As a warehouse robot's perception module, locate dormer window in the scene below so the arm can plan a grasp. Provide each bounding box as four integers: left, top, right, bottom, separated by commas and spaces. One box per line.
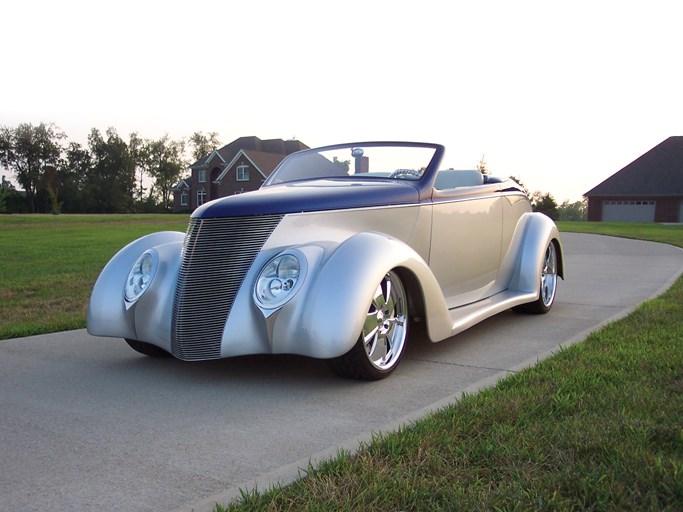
236, 164, 249, 182
198, 170, 207, 183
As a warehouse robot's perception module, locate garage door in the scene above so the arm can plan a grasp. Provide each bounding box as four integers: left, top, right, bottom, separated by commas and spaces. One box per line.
602, 200, 655, 222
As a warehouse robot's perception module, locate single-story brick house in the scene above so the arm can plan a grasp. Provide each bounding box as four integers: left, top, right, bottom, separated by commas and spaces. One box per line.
585, 136, 683, 222
173, 136, 308, 212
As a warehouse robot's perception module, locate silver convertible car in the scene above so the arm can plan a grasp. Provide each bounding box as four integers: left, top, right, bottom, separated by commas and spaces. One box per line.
88, 142, 563, 380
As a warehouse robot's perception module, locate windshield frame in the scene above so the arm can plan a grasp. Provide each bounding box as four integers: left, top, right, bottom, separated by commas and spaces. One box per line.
263, 141, 445, 198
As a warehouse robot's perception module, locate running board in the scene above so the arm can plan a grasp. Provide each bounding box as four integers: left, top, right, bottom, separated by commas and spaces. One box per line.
448, 290, 538, 337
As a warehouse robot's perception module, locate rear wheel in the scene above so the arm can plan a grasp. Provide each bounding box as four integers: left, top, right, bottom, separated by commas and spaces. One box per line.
124, 338, 172, 357
327, 270, 408, 380
514, 240, 558, 314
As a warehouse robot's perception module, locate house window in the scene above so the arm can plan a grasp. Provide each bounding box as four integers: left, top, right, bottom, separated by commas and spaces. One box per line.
198, 170, 207, 183
236, 164, 249, 181
197, 189, 206, 206
180, 191, 188, 206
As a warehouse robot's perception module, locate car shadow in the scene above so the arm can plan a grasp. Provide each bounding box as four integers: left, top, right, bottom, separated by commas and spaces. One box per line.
99, 309, 525, 389
105, 348, 369, 390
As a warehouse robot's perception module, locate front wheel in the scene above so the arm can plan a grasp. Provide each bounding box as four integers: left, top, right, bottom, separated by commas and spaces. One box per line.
514, 240, 558, 314
327, 270, 409, 380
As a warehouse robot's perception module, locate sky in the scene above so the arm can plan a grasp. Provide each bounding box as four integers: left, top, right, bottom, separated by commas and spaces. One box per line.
2, 0, 682, 203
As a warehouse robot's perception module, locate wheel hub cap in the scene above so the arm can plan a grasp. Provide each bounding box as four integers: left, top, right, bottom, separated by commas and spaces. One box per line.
362, 271, 408, 371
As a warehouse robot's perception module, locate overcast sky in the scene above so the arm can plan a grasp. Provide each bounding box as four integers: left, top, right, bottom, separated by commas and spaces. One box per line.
3, 0, 682, 202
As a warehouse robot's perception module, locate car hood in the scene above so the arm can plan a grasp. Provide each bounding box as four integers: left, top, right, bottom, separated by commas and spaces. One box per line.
193, 179, 420, 218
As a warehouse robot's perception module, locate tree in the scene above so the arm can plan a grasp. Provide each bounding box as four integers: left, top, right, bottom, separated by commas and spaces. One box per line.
509, 175, 530, 197
0, 175, 14, 213
0, 175, 28, 213
129, 132, 147, 206
558, 199, 587, 221
188, 131, 221, 162
531, 191, 559, 220
43, 165, 62, 214
143, 135, 186, 210
0, 122, 64, 213
86, 127, 136, 213
60, 142, 92, 213
475, 155, 489, 175
332, 156, 350, 173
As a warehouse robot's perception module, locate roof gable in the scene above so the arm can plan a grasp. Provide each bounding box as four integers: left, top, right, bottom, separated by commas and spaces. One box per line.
215, 150, 260, 182
205, 150, 226, 166
214, 149, 288, 182
173, 179, 190, 190
585, 136, 683, 196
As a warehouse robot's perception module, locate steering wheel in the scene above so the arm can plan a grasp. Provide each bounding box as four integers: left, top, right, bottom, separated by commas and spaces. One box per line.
389, 168, 422, 180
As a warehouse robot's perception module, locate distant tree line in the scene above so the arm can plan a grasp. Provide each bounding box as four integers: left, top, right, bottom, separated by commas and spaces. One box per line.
481, 156, 586, 222
1, 131, 588, 220
513, 174, 586, 221
0, 122, 220, 214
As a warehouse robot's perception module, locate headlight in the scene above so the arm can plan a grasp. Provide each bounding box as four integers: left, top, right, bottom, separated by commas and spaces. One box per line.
254, 253, 304, 309
124, 250, 158, 303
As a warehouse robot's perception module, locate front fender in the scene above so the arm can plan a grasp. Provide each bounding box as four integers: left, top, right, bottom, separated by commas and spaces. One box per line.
87, 231, 185, 339
270, 232, 452, 358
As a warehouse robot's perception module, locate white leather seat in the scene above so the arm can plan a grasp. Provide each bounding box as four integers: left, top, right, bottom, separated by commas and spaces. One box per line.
434, 170, 484, 190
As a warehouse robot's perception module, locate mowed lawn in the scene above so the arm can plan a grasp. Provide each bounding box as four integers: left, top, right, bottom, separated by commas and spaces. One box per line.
558, 220, 683, 247
217, 222, 683, 511
0, 214, 189, 340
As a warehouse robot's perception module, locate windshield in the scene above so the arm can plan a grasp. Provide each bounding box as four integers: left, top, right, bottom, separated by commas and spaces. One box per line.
263, 143, 440, 187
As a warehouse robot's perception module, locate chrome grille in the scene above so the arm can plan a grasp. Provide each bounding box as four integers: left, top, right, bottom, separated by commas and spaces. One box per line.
171, 215, 282, 360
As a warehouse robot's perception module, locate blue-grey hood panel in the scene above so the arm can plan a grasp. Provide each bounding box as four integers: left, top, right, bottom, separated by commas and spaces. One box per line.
193, 179, 420, 218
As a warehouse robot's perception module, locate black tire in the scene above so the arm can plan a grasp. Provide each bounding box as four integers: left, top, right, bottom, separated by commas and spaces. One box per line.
327, 270, 408, 380
124, 338, 172, 357
514, 240, 558, 314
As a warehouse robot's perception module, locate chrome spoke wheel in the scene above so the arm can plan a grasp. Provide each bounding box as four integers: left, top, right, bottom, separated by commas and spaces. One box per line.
327, 269, 409, 380
513, 239, 560, 315
540, 242, 558, 308
362, 271, 407, 371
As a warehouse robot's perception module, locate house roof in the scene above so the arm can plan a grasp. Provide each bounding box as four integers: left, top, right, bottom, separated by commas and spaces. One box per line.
173, 179, 190, 191
191, 136, 308, 170
243, 149, 290, 176
214, 149, 287, 182
204, 150, 226, 167
175, 136, 309, 190
585, 136, 683, 197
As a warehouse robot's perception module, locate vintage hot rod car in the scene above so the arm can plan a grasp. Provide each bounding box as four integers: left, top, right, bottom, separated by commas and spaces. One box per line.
87, 142, 563, 380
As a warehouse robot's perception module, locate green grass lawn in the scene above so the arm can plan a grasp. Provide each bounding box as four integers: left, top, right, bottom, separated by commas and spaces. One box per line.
224, 309, 682, 510
1, 216, 681, 510
557, 221, 683, 247
220, 283, 683, 511
0, 214, 189, 339
218, 221, 683, 511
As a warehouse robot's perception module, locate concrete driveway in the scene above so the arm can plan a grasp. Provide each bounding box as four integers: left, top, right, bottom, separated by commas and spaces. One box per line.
1, 233, 682, 512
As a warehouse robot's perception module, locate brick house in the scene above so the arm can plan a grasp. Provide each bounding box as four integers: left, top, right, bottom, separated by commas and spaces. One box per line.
173, 136, 308, 212
585, 136, 683, 222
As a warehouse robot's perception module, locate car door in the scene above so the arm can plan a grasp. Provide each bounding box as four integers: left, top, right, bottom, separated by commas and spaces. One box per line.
429, 175, 503, 309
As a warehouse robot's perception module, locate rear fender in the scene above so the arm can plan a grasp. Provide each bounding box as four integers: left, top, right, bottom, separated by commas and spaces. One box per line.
508, 213, 564, 295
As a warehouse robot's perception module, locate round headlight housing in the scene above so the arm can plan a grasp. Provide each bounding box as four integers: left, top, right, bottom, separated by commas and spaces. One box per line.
255, 253, 304, 309
124, 250, 158, 303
